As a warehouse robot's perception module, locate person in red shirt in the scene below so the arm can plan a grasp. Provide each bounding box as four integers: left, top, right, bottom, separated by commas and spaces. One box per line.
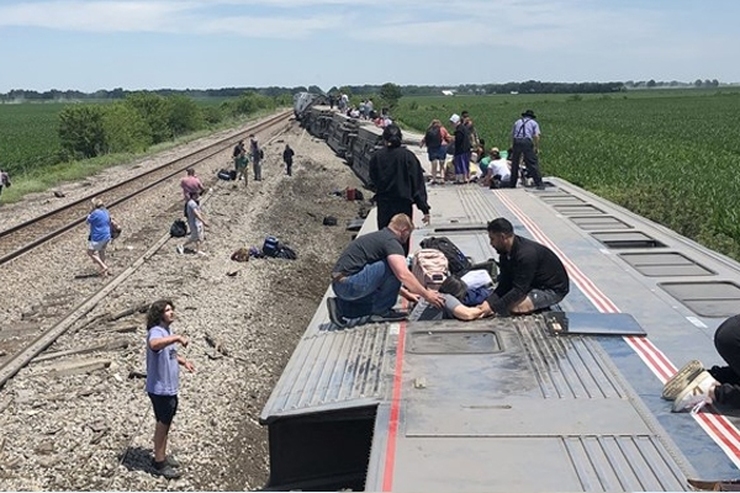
180, 168, 204, 202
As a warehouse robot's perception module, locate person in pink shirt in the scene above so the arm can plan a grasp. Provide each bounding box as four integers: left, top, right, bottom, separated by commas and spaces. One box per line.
180, 168, 204, 202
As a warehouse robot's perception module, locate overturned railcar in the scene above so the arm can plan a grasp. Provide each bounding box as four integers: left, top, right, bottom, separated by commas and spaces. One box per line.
261, 110, 740, 492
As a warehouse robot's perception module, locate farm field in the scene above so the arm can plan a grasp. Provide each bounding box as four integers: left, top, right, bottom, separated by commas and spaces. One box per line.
0, 102, 65, 176
394, 89, 740, 261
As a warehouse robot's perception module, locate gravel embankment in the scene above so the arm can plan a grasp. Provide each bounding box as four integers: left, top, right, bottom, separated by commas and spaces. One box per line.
0, 120, 366, 490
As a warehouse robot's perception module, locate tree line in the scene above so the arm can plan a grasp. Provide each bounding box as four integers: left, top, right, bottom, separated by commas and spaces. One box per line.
57, 91, 289, 160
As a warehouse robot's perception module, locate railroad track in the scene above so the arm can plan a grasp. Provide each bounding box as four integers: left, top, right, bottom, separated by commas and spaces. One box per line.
0, 110, 292, 389
0, 109, 292, 267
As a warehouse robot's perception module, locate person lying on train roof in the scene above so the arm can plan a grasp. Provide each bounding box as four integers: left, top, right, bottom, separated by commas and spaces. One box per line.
326, 213, 445, 327
477, 217, 570, 317
663, 314, 740, 413
410, 275, 489, 321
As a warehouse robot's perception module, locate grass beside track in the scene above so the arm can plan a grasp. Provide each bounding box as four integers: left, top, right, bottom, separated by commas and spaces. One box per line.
394, 89, 740, 261
0, 105, 276, 204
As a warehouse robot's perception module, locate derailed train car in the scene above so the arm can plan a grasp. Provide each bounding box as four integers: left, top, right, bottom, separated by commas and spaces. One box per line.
261, 108, 740, 492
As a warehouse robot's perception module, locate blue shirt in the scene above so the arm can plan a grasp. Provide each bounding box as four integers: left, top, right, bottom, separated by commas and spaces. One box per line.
512, 117, 541, 141
146, 325, 180, 396
87, 208, 111, 242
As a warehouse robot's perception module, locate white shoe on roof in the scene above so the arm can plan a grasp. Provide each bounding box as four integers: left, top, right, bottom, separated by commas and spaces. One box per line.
672, 370, 718, 413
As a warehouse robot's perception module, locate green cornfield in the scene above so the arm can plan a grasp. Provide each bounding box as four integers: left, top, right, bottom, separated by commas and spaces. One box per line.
0, 103, 64, 175
394, 90, 740, 261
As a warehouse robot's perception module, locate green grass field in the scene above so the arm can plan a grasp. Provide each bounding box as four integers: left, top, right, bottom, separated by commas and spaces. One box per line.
394, 89, 740, 260
0, 102, 64, 176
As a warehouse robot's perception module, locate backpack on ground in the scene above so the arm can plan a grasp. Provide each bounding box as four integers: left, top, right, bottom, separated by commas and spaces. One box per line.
262, 235, 280, 257
170, 219, 188, 237
419, 236, 472, 276
412, 248, 449, 289
217, 169, 233, 181
276, 244, 298, 260
425, 126, 442, 149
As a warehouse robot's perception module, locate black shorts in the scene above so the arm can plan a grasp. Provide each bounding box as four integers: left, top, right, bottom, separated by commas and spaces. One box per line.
149, 393, 178, 425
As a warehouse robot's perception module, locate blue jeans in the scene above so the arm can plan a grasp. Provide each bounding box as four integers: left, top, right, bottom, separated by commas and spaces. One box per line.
332, 260, 401, 318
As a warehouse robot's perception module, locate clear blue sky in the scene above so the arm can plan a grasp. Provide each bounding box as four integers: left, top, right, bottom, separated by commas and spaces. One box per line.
0, 0, 738, 93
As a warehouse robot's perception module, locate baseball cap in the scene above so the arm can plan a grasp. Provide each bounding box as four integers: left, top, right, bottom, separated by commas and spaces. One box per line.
449, 113, 461, 124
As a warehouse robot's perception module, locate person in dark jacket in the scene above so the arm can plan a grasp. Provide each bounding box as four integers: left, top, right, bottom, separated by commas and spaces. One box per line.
478, 217, 569, 316
282, 144, 295, 176
368, 123, 431, 236
450, 113, 472, 184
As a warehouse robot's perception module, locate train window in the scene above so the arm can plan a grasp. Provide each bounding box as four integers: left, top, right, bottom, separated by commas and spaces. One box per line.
660, 281, 740, 318
621, 252, 716, 277
591, 231, 666, 249
570, 215, 633, 231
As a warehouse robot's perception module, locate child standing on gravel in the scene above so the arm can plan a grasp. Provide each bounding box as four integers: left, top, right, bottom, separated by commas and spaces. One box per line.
145, 299, 195, 479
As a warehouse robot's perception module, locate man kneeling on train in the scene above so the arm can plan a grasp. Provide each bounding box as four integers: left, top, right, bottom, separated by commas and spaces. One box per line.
326, 213, 445, 327
477, 217, 570, 317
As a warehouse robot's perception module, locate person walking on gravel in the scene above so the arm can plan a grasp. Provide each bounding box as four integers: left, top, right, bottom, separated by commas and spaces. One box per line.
145, 299, 195, 479
282, 144, 295, 176
86, 197, 112, 276
177, 191, 208, 255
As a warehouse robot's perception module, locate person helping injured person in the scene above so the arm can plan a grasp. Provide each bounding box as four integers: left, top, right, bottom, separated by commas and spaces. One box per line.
326, 213, 445, 327
477, 217, 569, 317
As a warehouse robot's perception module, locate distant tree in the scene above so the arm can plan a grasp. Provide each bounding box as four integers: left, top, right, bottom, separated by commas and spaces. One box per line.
647, 79, 657, 88
125, 92, 172, 143
712, 79, 720, 87
379, 82, 403, 109
102, 102, 152, 153
308, 85, 323, 94
58, 105, 106, 159
695, 79, 703, 87
338, 86, 353, 96
166, 95, 204, 137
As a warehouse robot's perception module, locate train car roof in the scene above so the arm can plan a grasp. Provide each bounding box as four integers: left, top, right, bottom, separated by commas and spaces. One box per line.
262, 113, 740, 491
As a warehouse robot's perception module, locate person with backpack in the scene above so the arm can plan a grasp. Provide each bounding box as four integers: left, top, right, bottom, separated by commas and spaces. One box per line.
420, 119, 452, 185
368, 124, 431, 252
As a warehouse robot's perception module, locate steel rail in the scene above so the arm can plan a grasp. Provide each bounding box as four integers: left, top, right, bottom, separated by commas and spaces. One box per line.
0, 109, 292, 266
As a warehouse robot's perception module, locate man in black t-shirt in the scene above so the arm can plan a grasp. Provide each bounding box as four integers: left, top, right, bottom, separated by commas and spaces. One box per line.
478, 217, 569, 316
326, 214, 444, 327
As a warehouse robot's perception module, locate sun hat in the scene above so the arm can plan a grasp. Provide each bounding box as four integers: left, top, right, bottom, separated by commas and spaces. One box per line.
521, 109, 536, 118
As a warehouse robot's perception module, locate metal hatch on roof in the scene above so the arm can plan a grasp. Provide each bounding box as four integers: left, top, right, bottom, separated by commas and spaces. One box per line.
571, 215, 633, 231
432, 223, 488, 233
660, 281, 740, 317
621, 252, 716, 277
553, 204, 605, 215
592, 231, 667, 249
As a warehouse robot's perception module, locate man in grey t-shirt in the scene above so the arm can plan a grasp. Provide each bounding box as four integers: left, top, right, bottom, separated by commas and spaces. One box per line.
177, 191, 209, 256
326, 213, 444, 327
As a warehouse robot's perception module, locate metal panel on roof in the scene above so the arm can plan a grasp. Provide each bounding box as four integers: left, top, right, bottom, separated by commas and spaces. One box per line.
260, 324, 390, 422
369, 316, 689, 492
571, 215, 633, 231
660, 281, 740, 317
620, 252, 715, 277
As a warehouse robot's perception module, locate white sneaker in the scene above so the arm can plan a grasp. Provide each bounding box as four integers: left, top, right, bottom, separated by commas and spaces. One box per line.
663, 360, 704, 400
672, 371, 718, 413
196, 250, 208, 257
176, 245, 184, 254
